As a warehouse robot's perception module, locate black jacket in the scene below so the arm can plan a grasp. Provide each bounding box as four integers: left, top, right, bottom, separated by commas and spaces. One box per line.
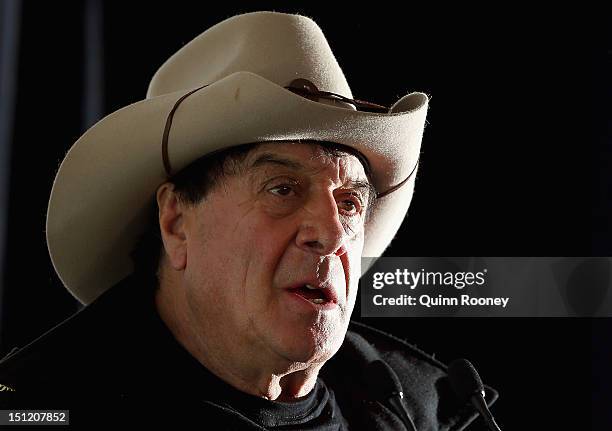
0, 274, 498, 429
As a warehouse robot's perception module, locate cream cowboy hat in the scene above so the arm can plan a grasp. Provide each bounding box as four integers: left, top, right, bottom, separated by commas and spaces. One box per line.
46, 11, 429, 305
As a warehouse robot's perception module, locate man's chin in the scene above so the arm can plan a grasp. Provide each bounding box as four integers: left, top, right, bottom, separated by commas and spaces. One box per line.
280, 349, 333, 368
276, 331, 344, 365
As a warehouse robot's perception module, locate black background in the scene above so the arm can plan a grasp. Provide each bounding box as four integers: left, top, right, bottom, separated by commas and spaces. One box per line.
1, 2, 610, 429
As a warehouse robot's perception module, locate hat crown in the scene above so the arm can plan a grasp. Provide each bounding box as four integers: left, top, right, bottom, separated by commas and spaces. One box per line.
147, 11, 353, 99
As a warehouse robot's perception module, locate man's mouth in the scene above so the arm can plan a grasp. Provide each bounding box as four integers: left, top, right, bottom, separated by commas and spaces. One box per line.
286, 283, 338, 305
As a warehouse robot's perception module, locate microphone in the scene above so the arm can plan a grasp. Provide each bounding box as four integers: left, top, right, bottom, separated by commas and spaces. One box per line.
366, 360, 418, 431
447, 358, 501, 431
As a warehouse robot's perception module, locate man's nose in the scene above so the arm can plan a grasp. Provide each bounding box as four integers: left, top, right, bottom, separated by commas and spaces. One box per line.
296, 193, 348, 257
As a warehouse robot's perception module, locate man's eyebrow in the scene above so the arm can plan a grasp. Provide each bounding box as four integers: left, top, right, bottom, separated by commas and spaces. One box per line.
249, 152, 376, 199
345, 179, 377, 201
249, 153, 305, 171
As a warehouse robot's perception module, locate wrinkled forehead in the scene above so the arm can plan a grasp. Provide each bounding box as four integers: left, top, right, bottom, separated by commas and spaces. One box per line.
245, 141, 371, 183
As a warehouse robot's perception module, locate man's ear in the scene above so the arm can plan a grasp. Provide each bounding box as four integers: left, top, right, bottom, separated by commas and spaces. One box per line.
156, 183, 188, 271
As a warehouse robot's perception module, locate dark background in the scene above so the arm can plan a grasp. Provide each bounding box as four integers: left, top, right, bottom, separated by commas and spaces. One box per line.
0, 2, 610, 429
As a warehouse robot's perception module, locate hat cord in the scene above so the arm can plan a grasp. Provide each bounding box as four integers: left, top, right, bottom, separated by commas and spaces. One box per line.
162, 84, 209, 177
161, 84, 420, 198
375, 157, 420, 199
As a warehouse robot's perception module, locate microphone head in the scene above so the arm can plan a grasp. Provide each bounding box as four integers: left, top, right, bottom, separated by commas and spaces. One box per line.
447, 358, 485, 403
366, 359, 403, 398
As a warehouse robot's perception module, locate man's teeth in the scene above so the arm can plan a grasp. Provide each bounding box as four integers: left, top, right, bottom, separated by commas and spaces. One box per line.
302, 284, 327, 304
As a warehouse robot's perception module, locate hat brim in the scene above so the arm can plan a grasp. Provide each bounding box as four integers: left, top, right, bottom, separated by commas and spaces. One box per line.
46, 71, 428, 304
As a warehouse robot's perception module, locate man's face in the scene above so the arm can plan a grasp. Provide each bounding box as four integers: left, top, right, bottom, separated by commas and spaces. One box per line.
172, 142, 373, 367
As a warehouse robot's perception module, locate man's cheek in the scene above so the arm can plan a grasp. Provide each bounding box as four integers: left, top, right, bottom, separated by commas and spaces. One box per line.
348, 234, 365, 267
252, 221, 294, 259
242, 235, 282, 290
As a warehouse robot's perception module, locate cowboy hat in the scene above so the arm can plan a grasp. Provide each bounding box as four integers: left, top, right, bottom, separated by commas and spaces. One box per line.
46, 11, 429, 305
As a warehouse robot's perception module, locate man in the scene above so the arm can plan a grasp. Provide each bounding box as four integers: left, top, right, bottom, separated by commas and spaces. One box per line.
0, 11, 497, 429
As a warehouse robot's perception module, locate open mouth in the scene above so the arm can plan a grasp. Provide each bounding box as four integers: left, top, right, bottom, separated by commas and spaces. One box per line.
289, 284, 333, 305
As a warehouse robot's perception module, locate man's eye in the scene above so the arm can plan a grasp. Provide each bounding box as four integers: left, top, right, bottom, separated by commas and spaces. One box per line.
339, 196, 362, 215
268, 185, 295, 196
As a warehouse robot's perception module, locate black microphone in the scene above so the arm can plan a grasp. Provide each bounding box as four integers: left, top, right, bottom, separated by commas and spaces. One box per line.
447, 358, 502, 431
366, 360, 418, 431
